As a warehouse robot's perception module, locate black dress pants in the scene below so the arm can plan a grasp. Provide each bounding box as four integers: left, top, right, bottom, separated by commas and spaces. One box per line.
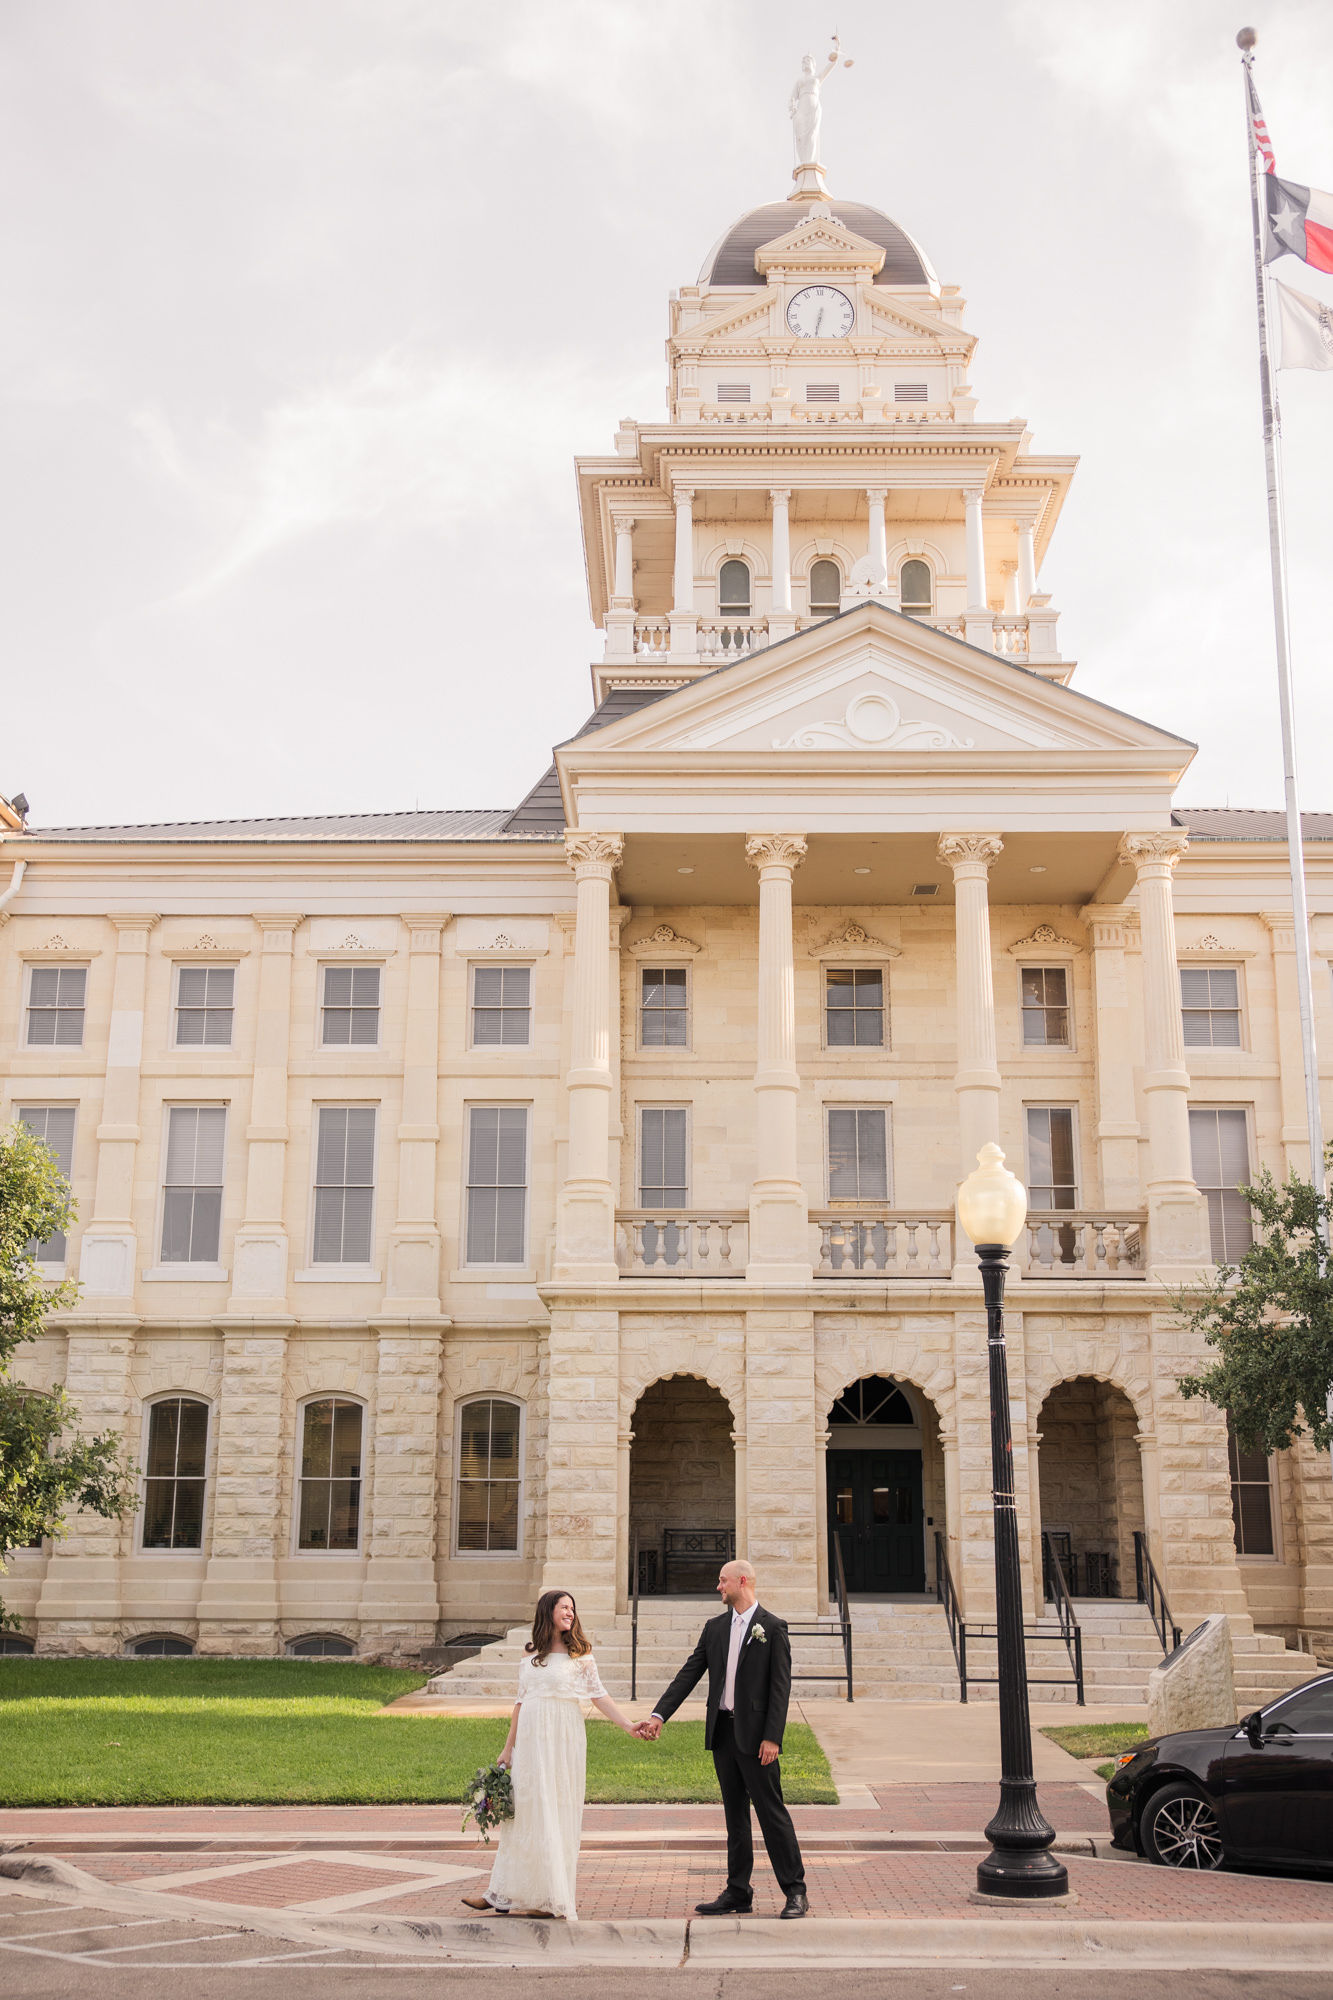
711, 1710, 806, 1899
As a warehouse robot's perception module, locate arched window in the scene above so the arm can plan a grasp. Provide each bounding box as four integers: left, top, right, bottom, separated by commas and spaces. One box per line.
718, 559, 751, 617
899, 559, 932, 615
0, 1634, 35, 1655
289, 1633, 356, 1657
808, 559, 842, 618
456, 1398, 523, 1555
130, 1635, 194, 1656
829, 1376, 916, 1427
142, 1396, 209, 1550
298, 1397, 364, 1552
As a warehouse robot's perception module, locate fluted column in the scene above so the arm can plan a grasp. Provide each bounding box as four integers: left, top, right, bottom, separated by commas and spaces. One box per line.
744, 833, 810, 1281
386, 913, 450, 1310
554, 831, 624, 1282
229, 913, 303, 1311
669, 485, 697, 661
1081, 910, 1142, 1208
938, 830, 1003, 1171
1119, 832, 1212, 1278
1015, 518, 1037, 609
79, 912, 158, 1302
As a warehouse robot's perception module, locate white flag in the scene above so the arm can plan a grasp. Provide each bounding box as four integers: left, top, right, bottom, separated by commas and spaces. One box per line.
1275, 278, 1333, 371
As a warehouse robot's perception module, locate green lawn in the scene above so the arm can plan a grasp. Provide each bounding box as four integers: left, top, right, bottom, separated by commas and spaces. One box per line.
1041, 1719, 1150, 1781
0, 1661, 836, 1806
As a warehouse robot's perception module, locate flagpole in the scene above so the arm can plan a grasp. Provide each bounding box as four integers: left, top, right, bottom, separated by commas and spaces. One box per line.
1237, 30, 1326, 1200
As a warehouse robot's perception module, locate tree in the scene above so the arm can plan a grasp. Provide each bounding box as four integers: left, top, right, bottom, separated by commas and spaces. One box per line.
0, 1122, 137, 1628
1176, 1168, 1333, 1457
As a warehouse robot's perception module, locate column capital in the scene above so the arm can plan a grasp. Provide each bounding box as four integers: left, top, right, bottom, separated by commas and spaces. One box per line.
1012, 516, 1037, 536
962, 484, 985, 505
937, 832, 1003, 876
400, 913, 452, 952
745, 833, 808, 872
672, 485, 695, 506
1260, 909, 1298, 946
564, 831, 624, 875
106, 911, 161, 937
865, 485, 888, 504
1118, 830, 1188, 874
768, 486, 791, 504
1080, 907, 1131, 950
611, 511, 636, 535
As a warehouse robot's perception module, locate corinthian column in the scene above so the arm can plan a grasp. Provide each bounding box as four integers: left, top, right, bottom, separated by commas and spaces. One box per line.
554, 831, 624, 1282
744, 834, 810, 1281
937, 833, 1004, 1179
1119, 832, 1212, 1278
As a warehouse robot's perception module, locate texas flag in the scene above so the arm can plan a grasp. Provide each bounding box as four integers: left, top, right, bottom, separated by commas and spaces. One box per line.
1264, 174, 1333, 275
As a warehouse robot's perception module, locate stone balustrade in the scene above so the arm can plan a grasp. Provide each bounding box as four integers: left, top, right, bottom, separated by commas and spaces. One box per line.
696, 618, 770, 661
1021, 1210, 1147, 1279
616, 1210, 749, 1276
812, 1210, 955, 1278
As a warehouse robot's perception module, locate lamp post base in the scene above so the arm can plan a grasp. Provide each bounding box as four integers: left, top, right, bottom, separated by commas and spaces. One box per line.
975, 1845, 1070, 1899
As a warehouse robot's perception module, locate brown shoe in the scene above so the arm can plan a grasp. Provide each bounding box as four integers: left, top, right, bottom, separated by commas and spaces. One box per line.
460, 1895, 503, 1913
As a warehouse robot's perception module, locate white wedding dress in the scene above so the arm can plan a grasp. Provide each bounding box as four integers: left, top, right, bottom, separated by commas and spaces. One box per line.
483, 1649, 607, 1919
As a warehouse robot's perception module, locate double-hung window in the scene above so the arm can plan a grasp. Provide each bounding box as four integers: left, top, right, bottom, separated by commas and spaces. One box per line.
826, 1107, 890, 1203
472, 965, 531, 1046
19, 1107, 76, 1263
175, 966, 235, 1046
1228, 1415, 1275, 1558
456, 1398, 522, 1553
1189, 1106, 1253, 1263
142, 1397, 209, 1549
1021, 966, 1071, 1047
465, 1106, 529, 1265
312, 1107, 377, 1264
297, 1398, 363, 1551
639, 967, 688, 1047
321, 966, 380, 1046
1026, 1107, 1078, 1210
161, 1107, 226, 1264
26, 966, 86, 1046
639, 1107, 689, 1207
1181, 966, 1242, 1048
825, 967, 885, 1047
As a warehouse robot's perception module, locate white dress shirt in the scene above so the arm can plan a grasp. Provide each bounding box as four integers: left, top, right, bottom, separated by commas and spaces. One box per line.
722, 1599, 759, 1711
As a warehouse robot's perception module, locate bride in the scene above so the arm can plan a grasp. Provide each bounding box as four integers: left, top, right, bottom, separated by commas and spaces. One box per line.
461, 1589, 637, 1919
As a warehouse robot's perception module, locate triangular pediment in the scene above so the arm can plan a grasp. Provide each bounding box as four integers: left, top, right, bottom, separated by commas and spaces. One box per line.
753, 215, 887, 276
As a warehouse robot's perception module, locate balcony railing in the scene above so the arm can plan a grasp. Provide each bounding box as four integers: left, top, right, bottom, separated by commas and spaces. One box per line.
812, 1211, 954, 1278
1020, 1211, 1146, 1279
616, 1211, 748, 1277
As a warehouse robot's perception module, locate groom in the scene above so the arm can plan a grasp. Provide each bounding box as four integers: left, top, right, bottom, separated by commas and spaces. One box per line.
637, 1559, 808, 1919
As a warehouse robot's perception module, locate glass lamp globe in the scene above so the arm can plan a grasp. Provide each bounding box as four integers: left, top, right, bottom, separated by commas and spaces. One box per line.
958, 1142, 1028, 1248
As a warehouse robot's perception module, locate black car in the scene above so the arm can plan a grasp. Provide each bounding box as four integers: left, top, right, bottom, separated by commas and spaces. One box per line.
1106, 1670, 1333, 1870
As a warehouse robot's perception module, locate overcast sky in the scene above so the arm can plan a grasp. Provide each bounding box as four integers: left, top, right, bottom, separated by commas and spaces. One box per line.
4, 0, 1333, 830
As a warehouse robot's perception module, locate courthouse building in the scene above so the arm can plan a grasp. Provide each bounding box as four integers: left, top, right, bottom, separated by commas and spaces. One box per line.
2, 135, 1332, 1694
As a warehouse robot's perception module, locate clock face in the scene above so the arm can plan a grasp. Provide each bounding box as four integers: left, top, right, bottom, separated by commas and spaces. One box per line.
785, 285, 855, 338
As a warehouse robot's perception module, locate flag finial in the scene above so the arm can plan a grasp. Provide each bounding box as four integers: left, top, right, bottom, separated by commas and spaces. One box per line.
1237, 27, 1257, 52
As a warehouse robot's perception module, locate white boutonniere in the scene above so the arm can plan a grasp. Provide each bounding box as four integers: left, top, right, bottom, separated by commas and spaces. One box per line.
751, 1622, 766, 1644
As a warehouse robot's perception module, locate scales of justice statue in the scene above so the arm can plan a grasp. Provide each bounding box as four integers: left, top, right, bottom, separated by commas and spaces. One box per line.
788, 32, 854, 201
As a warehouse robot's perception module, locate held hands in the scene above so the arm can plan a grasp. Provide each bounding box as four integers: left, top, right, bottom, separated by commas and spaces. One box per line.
634, 1716, 663, 1741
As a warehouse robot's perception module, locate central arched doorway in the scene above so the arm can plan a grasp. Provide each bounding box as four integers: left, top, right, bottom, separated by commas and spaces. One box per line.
826, 1376, 928, 1594
629, 1376, 736, 1595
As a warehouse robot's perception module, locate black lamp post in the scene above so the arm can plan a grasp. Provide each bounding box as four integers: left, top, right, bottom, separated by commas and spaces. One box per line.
958, 1143, 1069, 1900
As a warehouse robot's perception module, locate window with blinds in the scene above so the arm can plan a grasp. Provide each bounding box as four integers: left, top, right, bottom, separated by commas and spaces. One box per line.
321, 965, 380, 1046
1189, 1107, 1253, 1264
297, 1397, 363, 1551
19, 1107, 76, 1263
161, 1107, 226, 1264
27, 965, 86, 1047
465, 1106, 529, 1265
640, 966, 688, 1047
456, 1397, 523, 1553
639, 1106, 689, 1206
175, 966, 235, 1047
1026, 1107, 1078, 1210
826, 1107, 890, 1203
808, 559, 842, 616
472, 964, 531, 1046
1181, 966, 1242, 1048
142, 1397, 209, 1549
312, 1107, 376, 1264
899, 559, 933, 613
718, 559, 751, 615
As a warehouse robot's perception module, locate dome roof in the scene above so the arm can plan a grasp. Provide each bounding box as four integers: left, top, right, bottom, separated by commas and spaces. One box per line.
699, 201, 935, 289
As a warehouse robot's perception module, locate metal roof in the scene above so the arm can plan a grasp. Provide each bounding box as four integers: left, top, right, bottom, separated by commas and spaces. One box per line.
22, 808, 545, 843
1172, 809, 1333, 841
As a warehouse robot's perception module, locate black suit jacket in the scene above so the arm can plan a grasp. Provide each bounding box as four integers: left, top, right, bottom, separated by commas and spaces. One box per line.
652, 1604, 792, 1757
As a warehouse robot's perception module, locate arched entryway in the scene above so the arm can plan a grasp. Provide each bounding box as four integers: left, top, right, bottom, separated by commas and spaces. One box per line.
628, 1376, 736, 1595
1035, 1378, 1145, 1599
825, 1376, 940, 1596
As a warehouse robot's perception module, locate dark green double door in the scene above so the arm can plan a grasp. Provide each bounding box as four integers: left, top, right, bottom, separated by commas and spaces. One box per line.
829, 1449, 926, 1593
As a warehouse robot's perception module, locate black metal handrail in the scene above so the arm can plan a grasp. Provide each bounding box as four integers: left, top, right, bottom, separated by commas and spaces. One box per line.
936, 1528, 1084, 1702
1134, 1530, 1182, 1654
831, 1531, 854, 1702
786, 1537, 854, 1700
630, 1531, 640, 1701
1042, 1531, 1086, 1705
935, 1530, 969, 1702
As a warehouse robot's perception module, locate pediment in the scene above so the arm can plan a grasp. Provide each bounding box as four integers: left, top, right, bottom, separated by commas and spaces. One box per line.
753, 216, 887, 275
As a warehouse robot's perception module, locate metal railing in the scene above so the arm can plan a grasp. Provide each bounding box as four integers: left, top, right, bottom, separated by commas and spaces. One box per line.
1042, 1531, 1086, 1704
935, 1529, 1085, 1703
813, 1210, 954, 1277
1021, 1211, 1146, 1278
936, 1530, 969, 1701
617, 1212, 747, 1276
1134, 1531, 1182, 1655
786, 1536, 853, 1701
630, 1532, 640, 1701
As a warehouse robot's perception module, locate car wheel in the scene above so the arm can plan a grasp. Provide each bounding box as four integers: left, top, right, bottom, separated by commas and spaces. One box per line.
1141, 1783, 1227, 1869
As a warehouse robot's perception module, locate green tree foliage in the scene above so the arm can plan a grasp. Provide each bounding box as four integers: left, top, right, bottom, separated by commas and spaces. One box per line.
1177, 1168, 1333, 1456
0, 1122, 137, 1627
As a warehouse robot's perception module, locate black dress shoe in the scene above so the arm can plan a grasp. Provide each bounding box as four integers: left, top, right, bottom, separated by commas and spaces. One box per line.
694, 1890, 754, 1915
779, 1889, 809, 1920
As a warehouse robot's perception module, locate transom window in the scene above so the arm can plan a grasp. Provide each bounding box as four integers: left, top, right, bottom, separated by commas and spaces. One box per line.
899, 559, 932, 615
27, 965, 87, 1046
825, 967, 885, 1047
161, 1107, 226, 1264
808, 559, 842, 617
465, 1106, 529, 1265
1026, 1107, 1077, 1210
290, 1634, 355, 1656
131, 1636, 193, 1656
19, 1107, 75, 1263
718, 559, 751, 616
1021, 966, 1071, 1047
640, 966, 688, 1047
639, 1106, 689, 1206
456, 1398, 522, 1554
298, 1397, 363, 1551
472, 965, 532, 1047
1228, 1416, 1275, 1558
321, 965, 380, 1046
1189, 1106, 1253, 1264
827, 1107, 890, 1203
312, 1107, 376, 1264
1181, 966, 1242, 1048
829, 1376, 914, 1426
175, 966, 235, 1047
142, 1397, 209, 1549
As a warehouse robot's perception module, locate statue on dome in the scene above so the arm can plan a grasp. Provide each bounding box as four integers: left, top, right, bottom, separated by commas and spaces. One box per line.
788, 36, 851, 168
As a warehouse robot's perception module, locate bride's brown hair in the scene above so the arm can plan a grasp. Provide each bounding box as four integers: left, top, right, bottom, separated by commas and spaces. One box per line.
526, 1589, 591, 1666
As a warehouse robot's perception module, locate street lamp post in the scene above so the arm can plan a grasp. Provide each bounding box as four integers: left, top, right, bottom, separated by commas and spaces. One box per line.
957, 1142, 1069, 1900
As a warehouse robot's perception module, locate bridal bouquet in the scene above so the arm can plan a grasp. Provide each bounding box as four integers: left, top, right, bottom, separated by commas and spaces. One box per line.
461, 1762, 515, 1843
